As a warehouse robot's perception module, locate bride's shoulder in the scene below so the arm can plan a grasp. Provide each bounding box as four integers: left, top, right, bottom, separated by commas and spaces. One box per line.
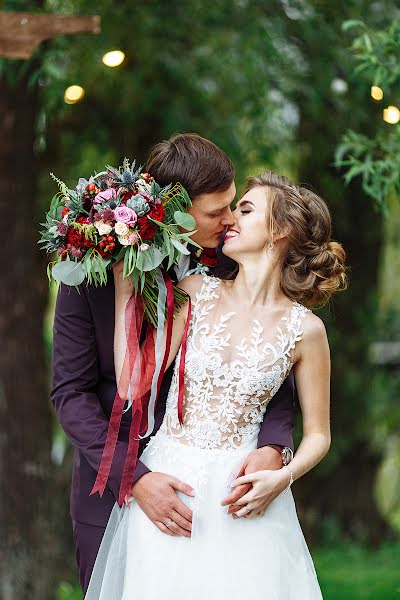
298, 308, 328, 347
177, 273, 219, 300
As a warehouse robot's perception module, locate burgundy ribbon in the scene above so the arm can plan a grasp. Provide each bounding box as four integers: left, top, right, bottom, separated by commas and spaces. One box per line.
90, 293, 145, 499
91, 271, 190, 506
177, 297, 191, 425
118, 328, 156, 506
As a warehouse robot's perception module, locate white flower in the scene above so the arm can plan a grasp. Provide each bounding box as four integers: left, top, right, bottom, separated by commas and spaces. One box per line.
95, 221, 112, 236
137, 182, 151, 195
115, 221, 129, 236
139, 243, 149, 252
118, 234, 131, 246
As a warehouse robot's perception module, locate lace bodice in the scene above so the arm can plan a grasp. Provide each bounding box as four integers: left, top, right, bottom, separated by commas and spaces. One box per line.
160, 274, 310, 450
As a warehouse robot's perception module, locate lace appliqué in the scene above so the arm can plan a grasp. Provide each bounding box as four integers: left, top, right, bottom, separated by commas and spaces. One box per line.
160, 274, 310, 450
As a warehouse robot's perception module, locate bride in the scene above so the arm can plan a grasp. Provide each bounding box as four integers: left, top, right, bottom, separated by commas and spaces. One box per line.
85, 170, 347, 599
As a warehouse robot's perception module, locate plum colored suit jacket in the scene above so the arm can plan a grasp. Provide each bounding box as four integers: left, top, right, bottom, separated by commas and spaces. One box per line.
51, 257, 297, 528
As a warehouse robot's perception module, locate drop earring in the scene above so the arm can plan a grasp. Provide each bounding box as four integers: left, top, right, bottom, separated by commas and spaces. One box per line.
268, 242, 275, 251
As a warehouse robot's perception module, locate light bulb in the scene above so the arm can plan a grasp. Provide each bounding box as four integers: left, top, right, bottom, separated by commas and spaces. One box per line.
64, 85, 85, 104
102, 50, 125, 67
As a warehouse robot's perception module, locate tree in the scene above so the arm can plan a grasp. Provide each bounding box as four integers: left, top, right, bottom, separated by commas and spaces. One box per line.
0, 3, 99, 598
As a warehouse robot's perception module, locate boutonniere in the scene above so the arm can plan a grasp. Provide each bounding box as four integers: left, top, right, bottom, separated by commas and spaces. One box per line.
187, 247, 218, 276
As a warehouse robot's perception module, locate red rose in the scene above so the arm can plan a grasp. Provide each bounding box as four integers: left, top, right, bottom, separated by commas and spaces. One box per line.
138, 216, 156, 240
120, 190, 134, 204
149, 204, 165, 223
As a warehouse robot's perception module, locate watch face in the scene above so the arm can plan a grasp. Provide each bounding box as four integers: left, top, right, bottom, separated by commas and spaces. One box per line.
282, 447, 293, 465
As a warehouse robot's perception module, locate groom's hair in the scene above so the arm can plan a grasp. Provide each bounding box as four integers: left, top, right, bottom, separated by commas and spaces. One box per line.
146, 133, 234, 200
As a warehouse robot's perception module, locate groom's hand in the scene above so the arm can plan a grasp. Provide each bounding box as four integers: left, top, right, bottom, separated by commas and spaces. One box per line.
131, 471, 194, 538
220, 446, 282, 517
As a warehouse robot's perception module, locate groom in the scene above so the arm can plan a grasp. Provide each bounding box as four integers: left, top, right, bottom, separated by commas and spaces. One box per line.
51, 133, 297, 594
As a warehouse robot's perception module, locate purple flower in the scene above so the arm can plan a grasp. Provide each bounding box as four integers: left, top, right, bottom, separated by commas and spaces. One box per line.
102, 208, 115, 222
57, 222, 68, 236
68, 245, 83, 258
114, 205, 138, 226
94, 188, 117, 205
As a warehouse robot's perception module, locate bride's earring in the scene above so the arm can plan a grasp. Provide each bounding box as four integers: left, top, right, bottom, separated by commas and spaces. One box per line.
267, 242, 275, 251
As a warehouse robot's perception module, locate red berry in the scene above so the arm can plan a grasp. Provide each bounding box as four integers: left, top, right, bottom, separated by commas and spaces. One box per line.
87, 183, 96, 192
107, 236, 114, 242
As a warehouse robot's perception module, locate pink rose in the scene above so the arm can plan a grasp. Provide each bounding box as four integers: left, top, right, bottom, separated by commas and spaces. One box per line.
114, 205, 137, 226
94, 188, 117, 205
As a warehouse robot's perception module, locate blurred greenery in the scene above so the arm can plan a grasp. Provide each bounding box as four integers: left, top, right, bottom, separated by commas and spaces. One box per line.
335, 19, 400, 213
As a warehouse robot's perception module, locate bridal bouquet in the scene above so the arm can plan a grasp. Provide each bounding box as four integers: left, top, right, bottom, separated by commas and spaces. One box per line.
40, 158, 198, 505
39, 158, 198, 326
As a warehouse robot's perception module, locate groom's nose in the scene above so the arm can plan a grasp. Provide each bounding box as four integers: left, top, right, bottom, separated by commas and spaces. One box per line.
220, 207, 234, 226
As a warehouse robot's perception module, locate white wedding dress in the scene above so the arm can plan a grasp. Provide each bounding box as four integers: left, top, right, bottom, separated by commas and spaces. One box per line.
85, 274, 323, 599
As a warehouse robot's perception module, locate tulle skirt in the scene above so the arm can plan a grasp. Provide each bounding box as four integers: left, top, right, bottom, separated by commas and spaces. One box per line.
85, 432, 323, 599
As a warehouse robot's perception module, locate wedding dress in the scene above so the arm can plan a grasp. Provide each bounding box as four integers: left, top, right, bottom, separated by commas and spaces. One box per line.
85, 274, 323, 599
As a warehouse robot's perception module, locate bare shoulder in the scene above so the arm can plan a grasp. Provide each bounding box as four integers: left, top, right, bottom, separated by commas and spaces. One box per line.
177, 274, 205, 299
299, 310, 329, 357
302, 310, 327, 340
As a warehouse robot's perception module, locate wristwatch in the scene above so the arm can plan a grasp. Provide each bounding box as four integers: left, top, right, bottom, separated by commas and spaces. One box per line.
268, 445, 293, 466
281, 446, 293, 466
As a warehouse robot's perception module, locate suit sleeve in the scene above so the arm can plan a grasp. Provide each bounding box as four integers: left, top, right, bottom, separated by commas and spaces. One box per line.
256, 372, 296, 451
51, 283, 150, 501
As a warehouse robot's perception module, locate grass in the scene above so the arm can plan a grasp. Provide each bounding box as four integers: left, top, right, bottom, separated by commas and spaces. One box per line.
57, 541, 400, 599
315, 541, 400, 599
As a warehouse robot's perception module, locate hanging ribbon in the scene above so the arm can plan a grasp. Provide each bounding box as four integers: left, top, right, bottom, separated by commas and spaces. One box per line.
177, 297, 191, 425
90, 292, 145, 499
91, 269, 191, 506
139, 271, 174, 438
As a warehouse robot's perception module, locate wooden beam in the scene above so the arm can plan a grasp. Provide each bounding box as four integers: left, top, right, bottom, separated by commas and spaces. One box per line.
0, 11, 100, 59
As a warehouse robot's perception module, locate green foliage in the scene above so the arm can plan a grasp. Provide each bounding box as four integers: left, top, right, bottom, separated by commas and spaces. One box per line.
336, 17, 400, 213
343, 18, 400, 88
335, 128, 400, 214
52, 259, 86, 286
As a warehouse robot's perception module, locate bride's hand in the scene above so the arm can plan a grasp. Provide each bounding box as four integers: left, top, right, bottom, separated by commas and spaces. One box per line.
229, 468, 291, 518
113, 260, 134, 299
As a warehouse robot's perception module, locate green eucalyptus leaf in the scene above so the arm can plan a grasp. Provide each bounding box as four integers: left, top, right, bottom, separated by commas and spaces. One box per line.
140, 247, 167, 272
173, 211, 196, 230
171, 238, 190, 255
93, 257, 111, 274
52, 260, 85, 286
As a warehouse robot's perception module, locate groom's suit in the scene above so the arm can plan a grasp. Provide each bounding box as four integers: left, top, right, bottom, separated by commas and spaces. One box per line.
51, 250, 298, 593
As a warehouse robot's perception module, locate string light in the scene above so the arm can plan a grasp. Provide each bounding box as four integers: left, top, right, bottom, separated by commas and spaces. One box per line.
383, 105, 400, 124
102, 50, 125, 67
371, 85, 383, 101
64, 85, 85, 104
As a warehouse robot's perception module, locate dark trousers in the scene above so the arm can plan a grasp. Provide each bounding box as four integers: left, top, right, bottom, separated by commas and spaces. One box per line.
73, 520, 106, 596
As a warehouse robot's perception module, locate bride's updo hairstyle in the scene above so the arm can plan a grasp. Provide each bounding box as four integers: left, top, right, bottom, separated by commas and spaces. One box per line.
244, 171, 348, 308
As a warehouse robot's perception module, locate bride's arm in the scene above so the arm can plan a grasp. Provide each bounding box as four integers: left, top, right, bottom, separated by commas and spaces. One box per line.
230, 314, 331, 517
114, 263, 201, 398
